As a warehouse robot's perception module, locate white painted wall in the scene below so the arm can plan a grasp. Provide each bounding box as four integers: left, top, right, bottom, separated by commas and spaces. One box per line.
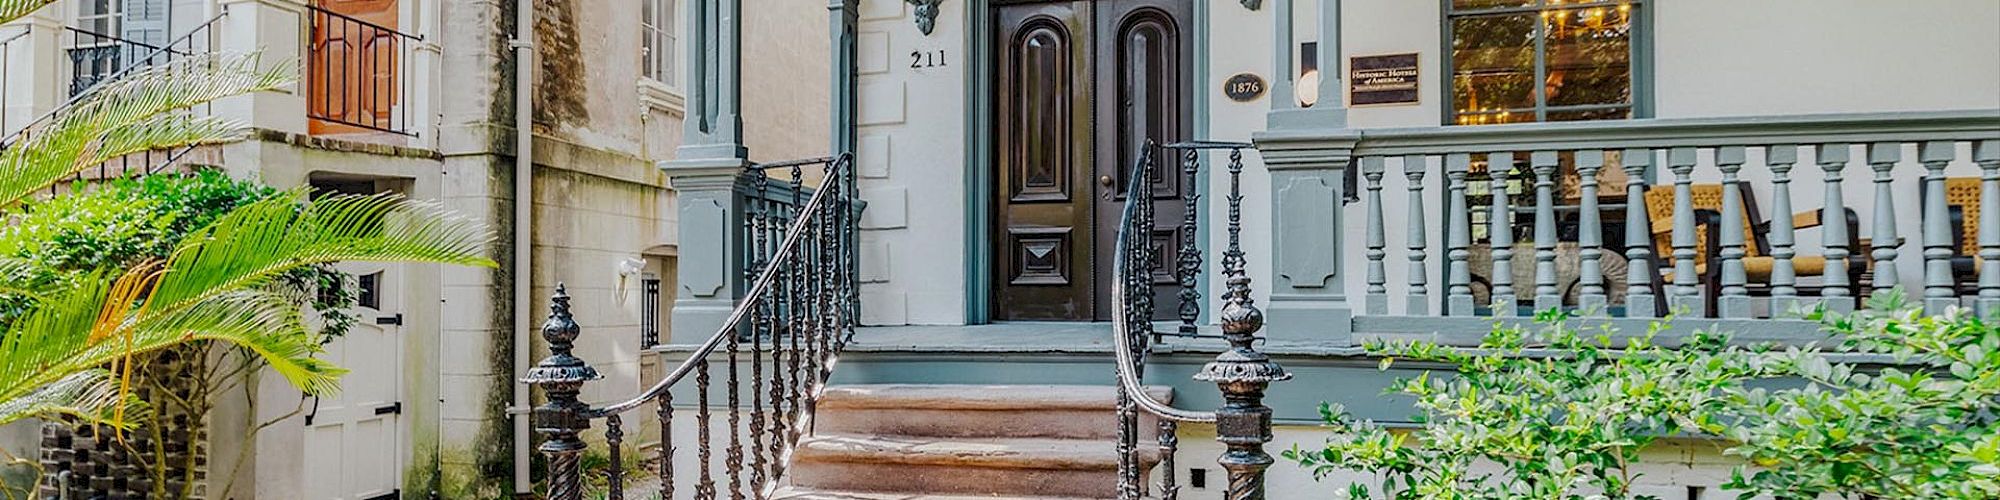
855, 0, 968, 325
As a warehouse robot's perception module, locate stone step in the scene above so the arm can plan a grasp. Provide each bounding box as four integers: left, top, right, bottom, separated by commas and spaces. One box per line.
814, 384, 1173, 440
787, 433, 1156, 498
771, 485, 1103, 500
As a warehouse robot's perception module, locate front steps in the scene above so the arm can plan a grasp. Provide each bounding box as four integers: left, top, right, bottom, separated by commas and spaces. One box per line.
783, 384, 1171, 499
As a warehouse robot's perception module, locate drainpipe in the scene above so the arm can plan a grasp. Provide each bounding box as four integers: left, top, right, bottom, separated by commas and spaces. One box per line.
510, 0, 535, 495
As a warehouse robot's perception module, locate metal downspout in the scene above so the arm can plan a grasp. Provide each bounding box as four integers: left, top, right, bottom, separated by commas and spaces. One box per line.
511, 0, 535, 494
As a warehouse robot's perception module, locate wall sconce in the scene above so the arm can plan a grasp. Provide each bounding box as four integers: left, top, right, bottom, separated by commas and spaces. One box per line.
1297, 42, 1320, 107
1242, 0, 1263, 10
906, 0, 942, 36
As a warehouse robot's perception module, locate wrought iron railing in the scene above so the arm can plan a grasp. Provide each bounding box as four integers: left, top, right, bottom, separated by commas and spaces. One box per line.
305, 3, 420, 135
62, 26, 194, 97
0, 13, 226, 195
1112, 141, 1290, 500
527, 154, 858, 500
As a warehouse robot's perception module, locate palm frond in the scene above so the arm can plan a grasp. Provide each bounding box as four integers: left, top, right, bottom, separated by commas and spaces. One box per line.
109, 290, 346, 396
0, 0, 57, 27
0, 272, 113, 421
144, 190, 495, 317
0, 53, 292, 208
0, 369, 143, 428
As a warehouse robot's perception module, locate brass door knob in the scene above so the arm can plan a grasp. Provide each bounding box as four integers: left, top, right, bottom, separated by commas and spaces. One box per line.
1098, 175, 1114, 186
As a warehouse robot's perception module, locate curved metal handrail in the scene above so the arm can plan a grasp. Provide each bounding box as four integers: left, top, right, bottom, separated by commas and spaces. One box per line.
1108, 144, 1216, 424
591, 154, 851, 417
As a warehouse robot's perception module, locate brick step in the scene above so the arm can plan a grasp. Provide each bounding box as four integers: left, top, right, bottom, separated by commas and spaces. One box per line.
787, 433, 1156, 498
814, 384, 1172, 440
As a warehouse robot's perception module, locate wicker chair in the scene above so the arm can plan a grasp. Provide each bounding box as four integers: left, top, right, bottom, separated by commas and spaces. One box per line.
1643, 184, 1864, 314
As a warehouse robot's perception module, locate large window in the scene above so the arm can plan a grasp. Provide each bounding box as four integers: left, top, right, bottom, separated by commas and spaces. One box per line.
1446, 0, 1642, 125
642, 0, 678, 87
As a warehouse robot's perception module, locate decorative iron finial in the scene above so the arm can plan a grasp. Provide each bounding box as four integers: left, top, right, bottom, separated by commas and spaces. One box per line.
1195, 150, 1289, 497
906, 0, 942, 35
522, 283, 601, 500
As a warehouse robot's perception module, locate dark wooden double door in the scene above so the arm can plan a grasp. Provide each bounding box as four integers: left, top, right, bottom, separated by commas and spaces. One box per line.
993, 0, 1191, 321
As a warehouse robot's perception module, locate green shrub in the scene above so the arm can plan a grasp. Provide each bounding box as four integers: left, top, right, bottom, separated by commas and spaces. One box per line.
1287, 297, 2000, 499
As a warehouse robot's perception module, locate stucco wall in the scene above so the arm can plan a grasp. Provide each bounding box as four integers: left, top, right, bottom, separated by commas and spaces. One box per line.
854, 0, 971, 326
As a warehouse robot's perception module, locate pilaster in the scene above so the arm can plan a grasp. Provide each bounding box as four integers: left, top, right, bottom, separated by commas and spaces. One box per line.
662, 160, 749, 344
216, 0, 308, 134
1, 10, 60, 135
1249, 129, 1358, 344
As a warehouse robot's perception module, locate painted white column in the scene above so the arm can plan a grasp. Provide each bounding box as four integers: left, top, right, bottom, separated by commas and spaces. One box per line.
2, 10, 62, 137
215, 0, 308, 134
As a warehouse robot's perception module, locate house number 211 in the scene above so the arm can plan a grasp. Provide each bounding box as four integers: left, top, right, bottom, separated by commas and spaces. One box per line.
910, 49, 947, 69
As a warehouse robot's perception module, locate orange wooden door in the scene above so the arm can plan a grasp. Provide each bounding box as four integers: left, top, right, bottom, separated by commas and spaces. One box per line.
309, 0, 401, 135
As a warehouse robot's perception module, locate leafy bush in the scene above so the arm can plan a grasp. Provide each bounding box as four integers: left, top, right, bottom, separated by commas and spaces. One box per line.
1287, 298, 2000, 499
0, 170, 357, 338
1712, 294, 2000, 498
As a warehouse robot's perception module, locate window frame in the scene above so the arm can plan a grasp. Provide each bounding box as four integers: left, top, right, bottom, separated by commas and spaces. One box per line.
1439, 0, 1653, 126
641, 0, 679, 88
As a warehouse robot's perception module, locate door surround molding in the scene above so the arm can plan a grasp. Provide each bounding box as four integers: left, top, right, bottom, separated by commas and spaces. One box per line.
962, 0, 1210, 324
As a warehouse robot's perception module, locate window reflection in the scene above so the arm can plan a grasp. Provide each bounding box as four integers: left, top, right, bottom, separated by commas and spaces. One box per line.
1448, 0, 1639, 125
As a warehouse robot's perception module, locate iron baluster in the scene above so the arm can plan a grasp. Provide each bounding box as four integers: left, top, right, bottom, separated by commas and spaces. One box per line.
658, 390, 674, 500
695, 357, 714, 500
522, 285, 600, 500
1158, 420, 1180, 500
749, 171, 770, 490
605, 414, 624, 500
726, 298, 743, 500
1177, 148, 1204, 338
786, 163, 806, 447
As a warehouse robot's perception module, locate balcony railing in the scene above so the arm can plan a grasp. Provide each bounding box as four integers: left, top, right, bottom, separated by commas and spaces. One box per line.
528, 155, 859, 500
0, 13, 225, 192
1324, 111, 2000, 342
305, 3, 420, 135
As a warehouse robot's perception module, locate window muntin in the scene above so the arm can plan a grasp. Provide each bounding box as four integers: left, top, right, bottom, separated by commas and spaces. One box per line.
1448, 0, 1638, 125
642, 0, 678, 87
72, 0, 120, 38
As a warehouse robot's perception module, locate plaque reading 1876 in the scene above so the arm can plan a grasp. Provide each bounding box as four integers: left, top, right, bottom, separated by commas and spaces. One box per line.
1223, 73, 1266, 102
1349, 53, 1420, 106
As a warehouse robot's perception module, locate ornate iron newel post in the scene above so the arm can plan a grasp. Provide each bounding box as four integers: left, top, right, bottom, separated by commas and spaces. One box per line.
1195, 146, 1290, 500
523, 284, 601, 500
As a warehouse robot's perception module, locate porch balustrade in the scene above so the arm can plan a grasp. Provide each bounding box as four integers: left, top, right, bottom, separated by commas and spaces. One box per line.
527, 155, 859, 500
1324, 111, 2000, 343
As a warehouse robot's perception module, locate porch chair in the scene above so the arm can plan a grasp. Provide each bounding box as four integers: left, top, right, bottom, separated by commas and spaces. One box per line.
1937, 177, 1983, 293
1643, 184, 1865, 315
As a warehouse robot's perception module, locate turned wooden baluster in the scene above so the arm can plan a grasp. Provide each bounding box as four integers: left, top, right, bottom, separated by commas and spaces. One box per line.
1716, 147, 1751, 318
1362, 156, 1388, 315
1488, 152, 1517, 316
1446, 153, 1475, 316
1667, 147, 1704, 316
1978, 140, 2000, 316
1576, 150, 1608, 314
1403, 154, 1431, 315
1766, 145, 1802, 314
1920, 141, 1959, 313
1818, 143, 1855, 313
1868, 142, 1903, 299
1622, 148, 1658, 318
1530, 151, 1560, 312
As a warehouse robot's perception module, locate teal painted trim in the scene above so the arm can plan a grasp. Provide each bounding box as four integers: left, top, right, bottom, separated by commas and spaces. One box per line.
963, 0, 995, 324
1193, 0, 1212, 325
1634, 0, 1656, 118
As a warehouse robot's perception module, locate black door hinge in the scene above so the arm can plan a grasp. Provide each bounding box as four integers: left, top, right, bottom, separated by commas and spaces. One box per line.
376, 314, 404, 325
374, 402, 402, 415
